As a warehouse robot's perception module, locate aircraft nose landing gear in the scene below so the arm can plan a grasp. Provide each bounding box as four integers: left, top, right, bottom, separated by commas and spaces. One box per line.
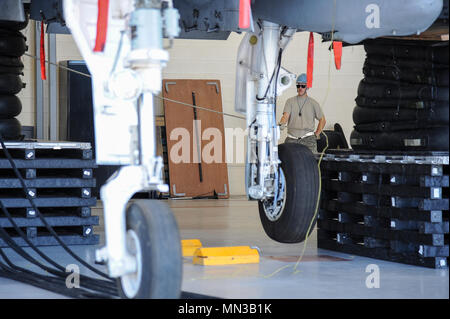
236, 21, 320, 243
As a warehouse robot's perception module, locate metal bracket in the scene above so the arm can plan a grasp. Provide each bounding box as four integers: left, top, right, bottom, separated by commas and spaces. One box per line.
217, 184, 228, 197
206, 82, 219, 94
172, 184, 186, 197
165, 81, 177, 93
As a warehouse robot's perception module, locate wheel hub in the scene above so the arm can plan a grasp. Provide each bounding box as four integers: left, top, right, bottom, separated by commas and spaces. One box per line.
261, 168, 287, 221
120, 229, 143, 298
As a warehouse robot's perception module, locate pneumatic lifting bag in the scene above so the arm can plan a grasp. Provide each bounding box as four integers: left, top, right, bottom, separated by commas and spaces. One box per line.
0, 33, 27, 57
363, 63, 449, 86
0, 118, 21, 140
350, 127, 449, 151
0, 95, 22, 118
358, 78, 449, 101
355, 96, 447, 109
364, 43, 449, 65
352, 105, 449, 125
0, 14, 29, 31
365, 55, 448, 70
0, 74, 25, 95
0, 56, 24, 67
354, 121, 447, 132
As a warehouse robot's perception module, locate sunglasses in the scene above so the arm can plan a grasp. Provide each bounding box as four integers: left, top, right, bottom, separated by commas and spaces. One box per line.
296, 84, 307, 89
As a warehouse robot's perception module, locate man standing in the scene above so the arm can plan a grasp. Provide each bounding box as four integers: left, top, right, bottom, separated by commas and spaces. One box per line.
278, 73, 326, 153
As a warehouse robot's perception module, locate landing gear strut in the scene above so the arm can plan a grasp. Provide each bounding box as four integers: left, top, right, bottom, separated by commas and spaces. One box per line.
236, 21, 320, 243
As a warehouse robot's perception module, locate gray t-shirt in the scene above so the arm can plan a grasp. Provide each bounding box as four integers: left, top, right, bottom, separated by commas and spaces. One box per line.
283, 95, 324, 138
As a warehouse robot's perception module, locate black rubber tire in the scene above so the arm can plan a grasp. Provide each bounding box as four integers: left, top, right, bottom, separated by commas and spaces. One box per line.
258, 143, 320, 243
352, 105, 449, 125
364, 43, 449, 64
366, 54, 448, 70
0, 95, 22, 118
355, 96, 447, 110
117, 200, 182, 299
0, 74, 24, 95
0, 35, 27, 57
358, 78, 449, 101
0, 118, 21, 140
350, 127, 449, 151
363, 63, 449, 86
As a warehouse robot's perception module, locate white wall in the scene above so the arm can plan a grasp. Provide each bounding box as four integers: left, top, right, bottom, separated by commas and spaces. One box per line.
18, 28, 366, 195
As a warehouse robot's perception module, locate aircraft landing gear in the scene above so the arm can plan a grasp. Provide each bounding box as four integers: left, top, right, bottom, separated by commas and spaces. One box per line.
64, 0, 182, 298
236, 21, 320, 243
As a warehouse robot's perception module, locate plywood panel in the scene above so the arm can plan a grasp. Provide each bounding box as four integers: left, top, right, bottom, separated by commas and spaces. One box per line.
163, 79, 229, 198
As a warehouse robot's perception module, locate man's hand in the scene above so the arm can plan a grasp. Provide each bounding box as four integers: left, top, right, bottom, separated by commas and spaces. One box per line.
315, 116, 326, 139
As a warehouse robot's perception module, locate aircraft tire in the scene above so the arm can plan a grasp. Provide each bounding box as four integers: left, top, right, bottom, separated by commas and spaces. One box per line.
258, 143, 320, 243
117, 200, 182, 299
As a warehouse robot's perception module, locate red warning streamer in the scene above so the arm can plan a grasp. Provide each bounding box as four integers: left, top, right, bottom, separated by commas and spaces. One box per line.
239, 0, 251, 29
306, 32, 314, 88
333, 41, 343, 70
40, 22, 46, 80
93, 0, 110, 52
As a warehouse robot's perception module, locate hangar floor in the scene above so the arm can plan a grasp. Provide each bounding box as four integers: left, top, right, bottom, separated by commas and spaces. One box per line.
0, 196, 448, 299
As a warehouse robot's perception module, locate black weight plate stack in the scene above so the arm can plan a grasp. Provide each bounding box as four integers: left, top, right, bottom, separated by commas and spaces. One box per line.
318, 150, 449, 269
351, 39, 449, 152
0, 142, 100, 248
0, 16, 28, 141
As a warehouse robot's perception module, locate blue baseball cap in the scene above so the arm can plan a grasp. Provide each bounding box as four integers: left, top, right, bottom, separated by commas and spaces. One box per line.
296, 73, 307, 84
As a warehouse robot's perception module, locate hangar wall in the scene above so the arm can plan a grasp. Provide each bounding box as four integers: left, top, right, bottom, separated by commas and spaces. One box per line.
17, 26, 367, 195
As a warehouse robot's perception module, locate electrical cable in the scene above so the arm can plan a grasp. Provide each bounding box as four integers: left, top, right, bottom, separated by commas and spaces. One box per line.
0, 201, 117, 294
0, 248, 115, 298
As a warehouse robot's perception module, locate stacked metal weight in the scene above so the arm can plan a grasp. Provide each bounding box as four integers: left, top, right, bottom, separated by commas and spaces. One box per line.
0, 16, 28, 140
318, 40, 449, 269
0, 142, 100, 247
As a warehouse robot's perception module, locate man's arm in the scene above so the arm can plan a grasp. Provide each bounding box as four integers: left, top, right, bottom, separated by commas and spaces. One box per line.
315, 116, 326, 138
279, 112, 290, 126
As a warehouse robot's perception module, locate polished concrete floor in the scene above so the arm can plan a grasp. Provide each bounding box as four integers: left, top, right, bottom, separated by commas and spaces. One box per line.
0, 197, 448, 299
